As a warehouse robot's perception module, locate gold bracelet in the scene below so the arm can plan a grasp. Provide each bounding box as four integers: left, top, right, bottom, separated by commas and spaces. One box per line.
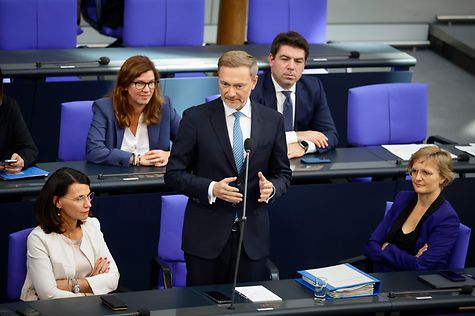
130, 153, 136, 166
137, 154, 142, 167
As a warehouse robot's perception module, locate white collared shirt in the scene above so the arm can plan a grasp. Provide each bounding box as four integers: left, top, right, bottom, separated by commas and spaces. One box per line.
120, 113, 150, 155
271, 74, 316, 153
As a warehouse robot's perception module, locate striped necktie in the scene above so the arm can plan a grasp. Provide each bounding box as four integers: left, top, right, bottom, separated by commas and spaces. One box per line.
232, 111, 244, 173
282, 90, 293, 131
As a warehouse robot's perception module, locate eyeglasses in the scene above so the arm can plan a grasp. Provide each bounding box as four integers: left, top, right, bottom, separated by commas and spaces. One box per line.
408, 168, 434, 178
132, 81, 158, 90
63, 192, 94, 203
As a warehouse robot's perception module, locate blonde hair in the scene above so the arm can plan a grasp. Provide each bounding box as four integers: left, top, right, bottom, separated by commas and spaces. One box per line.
112, 55, 164, 128
407, 146, 455, 187
218, 51, 258, 77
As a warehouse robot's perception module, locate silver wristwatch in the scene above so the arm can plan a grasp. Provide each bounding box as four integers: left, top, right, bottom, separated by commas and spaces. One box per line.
72, 277, 80, 294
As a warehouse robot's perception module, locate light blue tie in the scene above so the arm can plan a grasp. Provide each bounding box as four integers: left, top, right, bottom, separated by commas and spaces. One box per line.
282, 91, 293, 132
232, 111, 244, 173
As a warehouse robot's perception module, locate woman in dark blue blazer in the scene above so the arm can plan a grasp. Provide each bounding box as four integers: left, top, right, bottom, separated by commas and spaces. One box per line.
87, 55, 181, 167
365, 147, 460, 271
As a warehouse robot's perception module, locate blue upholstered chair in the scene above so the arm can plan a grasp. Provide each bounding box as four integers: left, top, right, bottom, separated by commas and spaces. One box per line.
347, 83, 428, 147
385, 201, 471, 270
0, 0, 77, 50
7, 227, 34, 301
152, 194, 280, 288
205, 94, 220, 103
154, 194, 188, 288
247, 0, 327, 44
82, 0, 205, 47
58, 101, 94, 161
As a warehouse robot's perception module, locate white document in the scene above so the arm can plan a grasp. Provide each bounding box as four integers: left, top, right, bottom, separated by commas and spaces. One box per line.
382, 144, 437, 161
455, 145, 475, 157
235, 285, 282, 303
303, 264, 374, 289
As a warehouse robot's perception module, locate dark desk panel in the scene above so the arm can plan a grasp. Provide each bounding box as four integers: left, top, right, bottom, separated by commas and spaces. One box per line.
3, 269, 474, 316
0, 42, 416, 77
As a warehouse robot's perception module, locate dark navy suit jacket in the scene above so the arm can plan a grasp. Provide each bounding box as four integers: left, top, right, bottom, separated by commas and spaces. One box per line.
251, 70, 338, 151
86, 97, 181, 166
365, 191, 460, 271
165, 98, 291, 260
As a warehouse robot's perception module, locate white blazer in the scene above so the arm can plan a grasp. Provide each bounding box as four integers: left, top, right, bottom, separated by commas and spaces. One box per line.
21, 217, 120, 301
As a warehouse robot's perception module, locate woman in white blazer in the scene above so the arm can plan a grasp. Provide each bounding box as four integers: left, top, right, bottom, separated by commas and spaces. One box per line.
21, 168, 119, 300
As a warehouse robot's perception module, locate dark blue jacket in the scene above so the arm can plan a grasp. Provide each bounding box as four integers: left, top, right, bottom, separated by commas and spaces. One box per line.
251, 70, 338, 151
365, 191, 460, 271
86, 97, 180, 166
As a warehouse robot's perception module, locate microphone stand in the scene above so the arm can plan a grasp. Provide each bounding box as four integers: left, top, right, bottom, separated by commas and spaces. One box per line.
229, 149, 250, 310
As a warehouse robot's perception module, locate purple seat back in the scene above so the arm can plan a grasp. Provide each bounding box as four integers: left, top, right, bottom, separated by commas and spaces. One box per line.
123, 0, 204, 47
7, 227, 34, 300
0, 0, 77, 50
158, 194, 188, 287
347, 83, 428, 146
247, 0, 327, 44
205, 94, 220, 103
58, 101, 94, 161
384, 201, 470, 269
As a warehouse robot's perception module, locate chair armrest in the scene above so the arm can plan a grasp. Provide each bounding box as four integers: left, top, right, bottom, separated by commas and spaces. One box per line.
338, 255, 373, 272
266, 259, 280, 281
426, 135, 458, 145
150, 256, 173, 289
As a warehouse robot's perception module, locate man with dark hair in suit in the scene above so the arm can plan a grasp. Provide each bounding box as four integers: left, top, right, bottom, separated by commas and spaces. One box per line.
251, 31, 338, 159
165, 51, 291, 286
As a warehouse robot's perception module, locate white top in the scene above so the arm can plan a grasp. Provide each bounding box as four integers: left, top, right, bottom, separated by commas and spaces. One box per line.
60, 236, 92, 279
120, 113, 150, 155
21, 217, 120, 301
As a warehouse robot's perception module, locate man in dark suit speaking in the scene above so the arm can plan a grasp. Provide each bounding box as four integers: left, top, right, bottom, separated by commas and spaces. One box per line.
165, 51, 291, 286
251, 31, 338, 158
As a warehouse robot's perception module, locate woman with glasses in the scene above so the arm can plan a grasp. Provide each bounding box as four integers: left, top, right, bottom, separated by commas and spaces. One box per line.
365, 146, 460, 271
87, 55, 181, 167
21, 167, 119, 300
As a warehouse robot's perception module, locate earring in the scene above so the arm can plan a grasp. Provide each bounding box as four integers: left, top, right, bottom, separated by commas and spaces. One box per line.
57, 208, 61, 217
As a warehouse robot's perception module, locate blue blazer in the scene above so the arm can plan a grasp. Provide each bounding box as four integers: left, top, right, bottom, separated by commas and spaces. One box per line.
364, 191, 460, 271
165, 98, 292, 260
251, 70, 338, 152
86, 97, 181, 166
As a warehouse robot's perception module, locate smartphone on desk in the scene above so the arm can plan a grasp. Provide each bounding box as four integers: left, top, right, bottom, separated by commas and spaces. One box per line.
100, 295, 128, 311
438, 270, 466, 282
203, 291, 231, 304
301, 156, 331, 164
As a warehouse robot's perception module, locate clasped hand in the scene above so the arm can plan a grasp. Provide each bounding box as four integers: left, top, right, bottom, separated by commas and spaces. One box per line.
213, 172, 274, 203
139, 150, 170, 167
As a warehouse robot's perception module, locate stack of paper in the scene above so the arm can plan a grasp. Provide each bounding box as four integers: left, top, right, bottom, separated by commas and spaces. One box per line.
297, 263, 380, 299
235, 285, 282, 303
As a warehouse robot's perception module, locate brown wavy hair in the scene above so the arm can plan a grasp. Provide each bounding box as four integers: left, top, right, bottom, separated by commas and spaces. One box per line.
112, 55, 164, 128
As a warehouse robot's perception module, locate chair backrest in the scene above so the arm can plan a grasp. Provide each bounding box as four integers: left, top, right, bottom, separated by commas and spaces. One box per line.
58, 101, 94, 161
7, 227, 34, 301
205, 94, 220, 103
158, 194, 188, 287
347, 83, 428, 146
124, 0, 205, 47
384, 201, 471, 269
247, 0, 327, 44
0, 0, 77, 50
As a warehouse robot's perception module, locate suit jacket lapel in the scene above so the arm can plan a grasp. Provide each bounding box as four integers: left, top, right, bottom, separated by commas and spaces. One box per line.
263, 71, 278, 110
147, 123, 160, 148
250, 102, 263, 163
208, 100, 237, 172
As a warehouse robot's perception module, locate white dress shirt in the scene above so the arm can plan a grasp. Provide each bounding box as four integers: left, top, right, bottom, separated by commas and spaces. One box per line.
120, 113, 150, 155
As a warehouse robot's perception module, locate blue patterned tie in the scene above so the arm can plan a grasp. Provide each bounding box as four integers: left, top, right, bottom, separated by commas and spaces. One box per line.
232, 111, 244, 173
282, 91, 293, 132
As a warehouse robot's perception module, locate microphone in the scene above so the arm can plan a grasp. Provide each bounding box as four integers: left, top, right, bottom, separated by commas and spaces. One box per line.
388, 285, 473, 298
35, 56, 110, 68
229, 138, 252, 310
457, 153, 470, 162
312, 50, 360, 61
